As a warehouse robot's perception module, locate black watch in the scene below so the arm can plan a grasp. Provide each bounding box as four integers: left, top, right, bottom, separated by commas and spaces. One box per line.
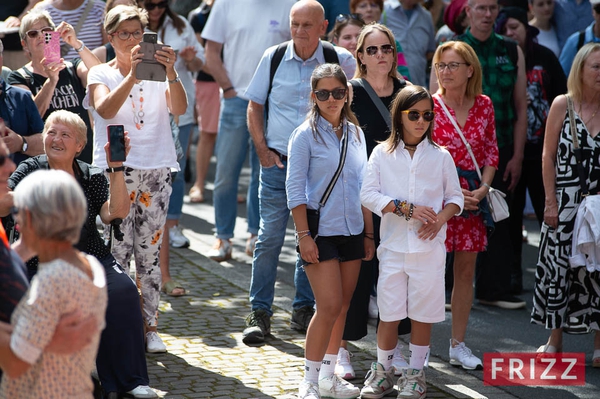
21, 136, 28, 153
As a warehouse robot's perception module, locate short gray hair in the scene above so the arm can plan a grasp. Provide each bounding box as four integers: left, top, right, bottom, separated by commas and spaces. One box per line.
20, 9, 55, 40
104, 4, 148, 35
13, 170, 87, 244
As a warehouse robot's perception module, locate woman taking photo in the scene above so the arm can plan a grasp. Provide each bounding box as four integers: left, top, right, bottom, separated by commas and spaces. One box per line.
0, 169, 107, 398
431, 40, 498, 370
5, 110, 157, 398
287, 63, 374, 399
335, 23, 408, 380
86, 4, 187, 353
532, 43, 600, 365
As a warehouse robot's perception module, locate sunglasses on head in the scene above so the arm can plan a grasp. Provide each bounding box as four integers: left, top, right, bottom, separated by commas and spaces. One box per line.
145, 1, 169, 10
402, 110, 435, 122
314, 88, 347, 101
335, 13, 364, 24
364, 44, 394, 56
25, 26, 54, 39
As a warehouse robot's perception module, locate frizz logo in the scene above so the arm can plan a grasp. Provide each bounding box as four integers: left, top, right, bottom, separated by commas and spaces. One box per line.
483, 353, 585, 386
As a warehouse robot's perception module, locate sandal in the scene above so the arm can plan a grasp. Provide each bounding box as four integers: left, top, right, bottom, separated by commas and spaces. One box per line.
536, 344, 558, 353
188, 186, 204, 203
161, 280, 186, 297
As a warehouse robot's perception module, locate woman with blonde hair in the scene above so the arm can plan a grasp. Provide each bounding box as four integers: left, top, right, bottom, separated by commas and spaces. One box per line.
431, 40, 498, 370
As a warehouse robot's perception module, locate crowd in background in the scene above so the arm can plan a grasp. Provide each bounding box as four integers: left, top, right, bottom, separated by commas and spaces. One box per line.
0, 0, 599, 398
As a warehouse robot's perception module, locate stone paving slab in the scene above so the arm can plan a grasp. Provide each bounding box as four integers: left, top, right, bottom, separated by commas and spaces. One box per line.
144, 249, 466, 399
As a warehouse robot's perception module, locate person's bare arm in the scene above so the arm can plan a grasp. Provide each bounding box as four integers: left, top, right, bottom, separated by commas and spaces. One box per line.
541, 95, 565, 229
247, 100, 283, 169
205, 40, 236, 98
0, 321, 31, 379
2, 129, 43, 156
3, 0, 43, 27
503, 46, 527, 191
99, 135, 131, 223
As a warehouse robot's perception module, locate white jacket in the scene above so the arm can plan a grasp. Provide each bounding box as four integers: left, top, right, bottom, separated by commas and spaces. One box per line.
569, 195, 600, 272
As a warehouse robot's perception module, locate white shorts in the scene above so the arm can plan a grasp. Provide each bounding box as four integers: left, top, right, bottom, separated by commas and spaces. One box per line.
377, 245, 446, 324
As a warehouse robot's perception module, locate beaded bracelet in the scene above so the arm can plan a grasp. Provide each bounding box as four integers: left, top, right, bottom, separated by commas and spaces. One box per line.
393, 199, 406, 217
297, 232, 311, 242
296, 229, 310, 235
405, 203, 414, 221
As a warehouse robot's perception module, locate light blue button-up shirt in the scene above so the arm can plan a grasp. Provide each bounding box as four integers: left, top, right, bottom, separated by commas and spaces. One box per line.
286, 117, 367, 237
245, 40, 356, 155
559, 22, 600, 76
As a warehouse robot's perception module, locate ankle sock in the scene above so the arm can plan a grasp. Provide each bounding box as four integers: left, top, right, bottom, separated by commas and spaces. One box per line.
304, 359, 321, 383
409, 343, 429, 370
377, 346, 395, 371
319, 354, 337, 379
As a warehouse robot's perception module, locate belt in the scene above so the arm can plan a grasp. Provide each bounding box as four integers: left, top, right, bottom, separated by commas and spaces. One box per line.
268, 148, 288, 162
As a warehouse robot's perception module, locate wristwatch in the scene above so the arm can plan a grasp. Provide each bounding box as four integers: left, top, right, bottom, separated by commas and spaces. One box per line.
21, 136, 28, 153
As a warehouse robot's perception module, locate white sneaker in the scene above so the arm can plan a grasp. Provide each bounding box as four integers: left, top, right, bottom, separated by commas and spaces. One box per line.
397, 368, 426, 398
298, 380, 320, 399
368, 295, 378, 319
359, 362, 395, 399
169, 225, 190, 248
127, 385, 158, 398
392, 343, 409, 376
319, 374, 359, 399
335, 347, 355, 379
208, 239, 232, 262
449, 339, 482, 370
146, 331, 167, 353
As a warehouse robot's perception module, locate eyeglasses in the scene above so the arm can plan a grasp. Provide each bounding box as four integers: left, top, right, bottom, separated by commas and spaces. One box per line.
335, 13, 364, 24
25, 26, 54, 39
145, 1, 168, 11
402, 110, 435, 122
471, 4, 499, 14
434, 62, 469, 72
364, 44, 394, 56
314, 88, 347, 101
112, 30, 144, 40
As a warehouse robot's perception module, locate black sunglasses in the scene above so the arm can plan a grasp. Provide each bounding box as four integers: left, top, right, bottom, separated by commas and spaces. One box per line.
25, 26, 54, 39
314, 88, 347, 101
402, 110, 435, 122
365, 44, 394, 56
335, 13, 364, 24
145, 1, 169, 11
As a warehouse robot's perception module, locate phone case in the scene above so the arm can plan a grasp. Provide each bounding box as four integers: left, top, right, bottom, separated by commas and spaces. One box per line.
43, 31, 61, 64
136, 42, 167, 82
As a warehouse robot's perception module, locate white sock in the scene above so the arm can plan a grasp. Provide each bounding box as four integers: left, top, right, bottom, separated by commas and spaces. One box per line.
409, 343, 429, 370
304, 359, 321, 383
319, 354, 337, 379
377, 346, 396, 371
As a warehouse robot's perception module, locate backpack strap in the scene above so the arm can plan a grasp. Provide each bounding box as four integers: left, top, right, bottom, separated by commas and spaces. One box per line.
577, 30, 586, 52
321, 41, 340, 64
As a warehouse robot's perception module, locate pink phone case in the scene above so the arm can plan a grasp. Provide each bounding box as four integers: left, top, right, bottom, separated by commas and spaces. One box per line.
43, 31, 61, 64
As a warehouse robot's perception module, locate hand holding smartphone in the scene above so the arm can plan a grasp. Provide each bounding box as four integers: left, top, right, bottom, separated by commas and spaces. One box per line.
107, 125, 126, 163
43, 31, 61, 64
136, 32, 169, 82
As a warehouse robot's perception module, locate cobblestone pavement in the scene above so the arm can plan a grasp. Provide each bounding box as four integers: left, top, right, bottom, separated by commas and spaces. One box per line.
144, 247, 518, 399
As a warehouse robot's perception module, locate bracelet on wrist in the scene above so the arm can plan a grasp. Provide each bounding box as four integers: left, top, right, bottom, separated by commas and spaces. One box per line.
223, 86, 235, 93
75, 40, 85, 52
364, 234, 374, 240
296, 229, 310, 235
106, 166, 125, 173
481, 182, 491, 190
405, 203, 414, 221
297, 232, 311, 242
168, 76, 181, 84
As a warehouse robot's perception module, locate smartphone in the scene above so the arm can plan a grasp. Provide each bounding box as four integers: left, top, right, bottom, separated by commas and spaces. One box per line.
136, 32, 168, 81
107, 125, 126, 163
43, 31, 61, 64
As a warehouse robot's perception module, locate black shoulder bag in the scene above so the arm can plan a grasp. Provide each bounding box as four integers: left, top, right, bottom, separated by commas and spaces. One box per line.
296, 124, 349, 253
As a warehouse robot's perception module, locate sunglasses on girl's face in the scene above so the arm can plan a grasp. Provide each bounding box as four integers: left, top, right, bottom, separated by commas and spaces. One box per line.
25, 26, 54, 39
145, 1, 169, 10
364, 44, 394, 56
314, 88, 347, 101
402, 110, 435, 122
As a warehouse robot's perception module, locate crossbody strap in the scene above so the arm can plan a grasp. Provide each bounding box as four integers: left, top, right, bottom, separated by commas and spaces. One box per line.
74, 0, 94, 35
435, 94, 482, 181
351, 78, 392, 131
566, 94, 589, 195
317, 123, 349, 210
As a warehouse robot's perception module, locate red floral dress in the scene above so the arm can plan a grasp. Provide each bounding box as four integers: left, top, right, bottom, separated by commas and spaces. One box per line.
433, 94, 499, 252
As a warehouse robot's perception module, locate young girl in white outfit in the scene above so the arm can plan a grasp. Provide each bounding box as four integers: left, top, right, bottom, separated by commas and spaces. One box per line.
360, 85, 463, 399
287, 63, 375, 399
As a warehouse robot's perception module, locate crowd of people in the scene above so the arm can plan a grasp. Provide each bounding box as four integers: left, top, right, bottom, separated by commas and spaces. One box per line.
0, 0, 599, 399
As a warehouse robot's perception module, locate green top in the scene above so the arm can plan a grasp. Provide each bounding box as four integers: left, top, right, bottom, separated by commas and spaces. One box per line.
457, 29, 518, 149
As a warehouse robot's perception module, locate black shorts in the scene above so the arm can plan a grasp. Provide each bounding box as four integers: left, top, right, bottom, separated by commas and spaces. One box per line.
300, 233, 365, 266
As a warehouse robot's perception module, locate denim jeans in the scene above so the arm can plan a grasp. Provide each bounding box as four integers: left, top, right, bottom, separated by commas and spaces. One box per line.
249, 163, 315, 315
167, 123, 193, 220
213, 96, 260, 238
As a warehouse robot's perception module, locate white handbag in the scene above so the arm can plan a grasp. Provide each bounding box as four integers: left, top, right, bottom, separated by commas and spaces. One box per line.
435, 94, 510, 222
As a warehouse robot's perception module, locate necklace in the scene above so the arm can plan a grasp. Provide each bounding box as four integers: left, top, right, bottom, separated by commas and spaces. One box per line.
404, 144, 417, 151
332, 122, 343, 132
130, 82, 145, 130
579, 101, 600, 126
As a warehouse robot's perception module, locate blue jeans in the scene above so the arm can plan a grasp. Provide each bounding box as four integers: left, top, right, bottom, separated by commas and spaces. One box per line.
213, 96, 260, 238
167, 123, 193, 220
249, 164, 315, 315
